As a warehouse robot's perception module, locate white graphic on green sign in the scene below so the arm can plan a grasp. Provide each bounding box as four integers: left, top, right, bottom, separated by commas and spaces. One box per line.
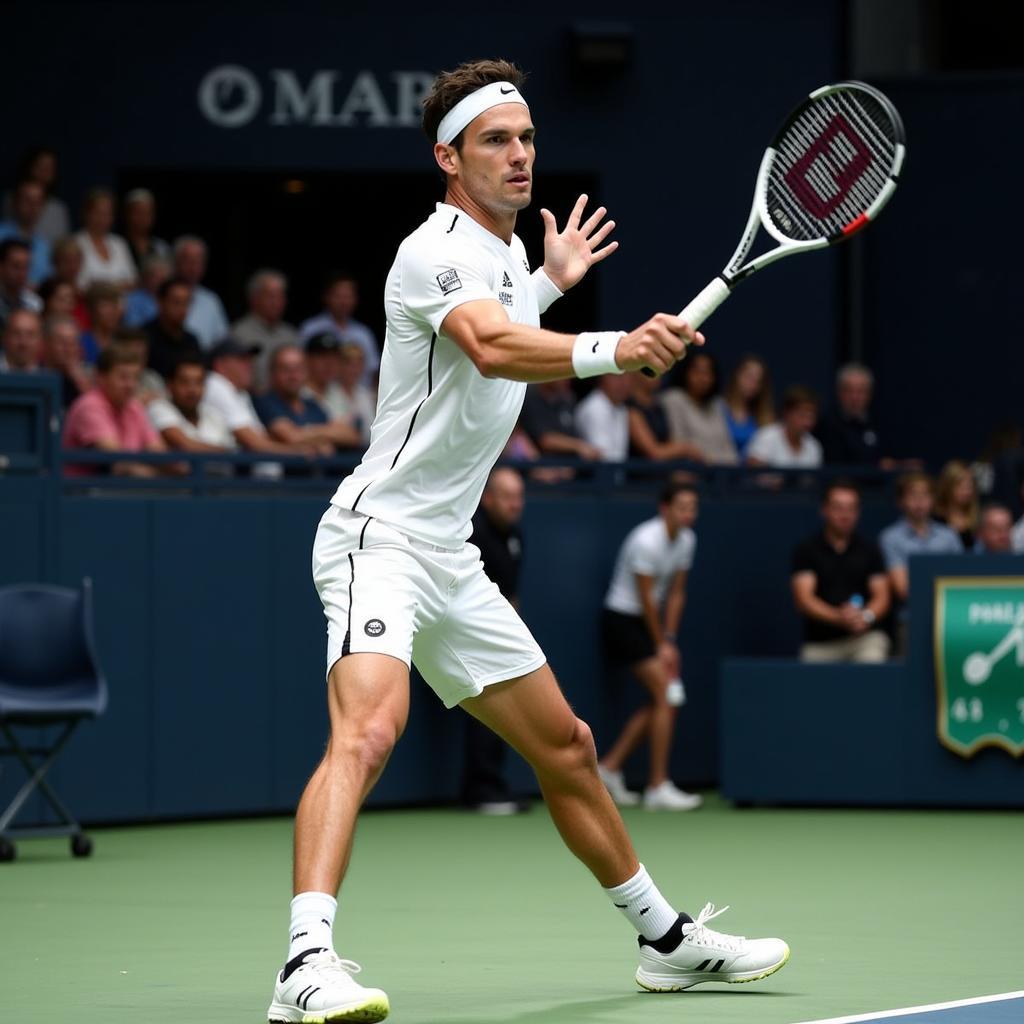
934, 577, 1024, 758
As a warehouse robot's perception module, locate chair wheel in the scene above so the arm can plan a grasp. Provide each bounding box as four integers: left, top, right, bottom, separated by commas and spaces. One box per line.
71, 834, 93, 858
0, 837, 16, 862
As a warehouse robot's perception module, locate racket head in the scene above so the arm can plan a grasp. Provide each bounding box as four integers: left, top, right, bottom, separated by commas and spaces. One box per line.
758, 81, 906, 246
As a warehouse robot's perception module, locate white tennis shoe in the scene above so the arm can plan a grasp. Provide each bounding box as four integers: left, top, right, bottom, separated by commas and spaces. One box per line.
636, 903, 790, 991
643, 780, 703, 811
268, 948, 389, 1023
598, 765, 640, 806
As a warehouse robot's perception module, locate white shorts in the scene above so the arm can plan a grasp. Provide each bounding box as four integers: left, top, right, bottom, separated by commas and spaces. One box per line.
312, 506, 547, 708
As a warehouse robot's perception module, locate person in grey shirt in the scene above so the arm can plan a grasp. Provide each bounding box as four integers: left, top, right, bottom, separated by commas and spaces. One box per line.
299, 272, 378, 387
231, 268, 299, 388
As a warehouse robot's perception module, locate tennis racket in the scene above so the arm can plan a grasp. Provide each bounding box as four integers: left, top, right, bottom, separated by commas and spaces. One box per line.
643, 80, 905, 376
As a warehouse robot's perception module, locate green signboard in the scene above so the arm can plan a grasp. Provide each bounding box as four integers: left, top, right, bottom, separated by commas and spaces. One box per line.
934, 577, 1024, 757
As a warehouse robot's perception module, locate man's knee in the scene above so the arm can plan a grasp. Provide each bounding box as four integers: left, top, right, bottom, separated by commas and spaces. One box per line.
538, 715, 597, 775
330, 716, 400, 778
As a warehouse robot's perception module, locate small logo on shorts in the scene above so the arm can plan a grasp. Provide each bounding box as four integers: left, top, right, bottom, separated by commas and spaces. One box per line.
364, 618, 386, 637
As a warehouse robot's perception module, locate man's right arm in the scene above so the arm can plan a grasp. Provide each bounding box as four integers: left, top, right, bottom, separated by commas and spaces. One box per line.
791, 571, 845, 628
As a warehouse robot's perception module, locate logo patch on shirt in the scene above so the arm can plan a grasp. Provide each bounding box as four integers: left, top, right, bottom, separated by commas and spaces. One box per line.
498, 291, 514, 307
501, 271, 513, 288
436, 269, 462, 295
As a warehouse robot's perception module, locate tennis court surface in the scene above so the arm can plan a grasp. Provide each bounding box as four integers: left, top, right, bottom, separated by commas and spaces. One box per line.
2, 796, 1020, 1024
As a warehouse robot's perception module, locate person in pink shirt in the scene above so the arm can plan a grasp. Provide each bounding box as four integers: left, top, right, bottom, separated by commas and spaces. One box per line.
62, 344, 166, 476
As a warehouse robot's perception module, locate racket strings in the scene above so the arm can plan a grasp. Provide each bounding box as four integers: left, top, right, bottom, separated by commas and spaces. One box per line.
767, 89, 898, 240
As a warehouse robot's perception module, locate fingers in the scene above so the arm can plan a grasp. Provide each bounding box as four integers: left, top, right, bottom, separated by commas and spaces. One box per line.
660, 314, 706, 347
568, 193, 589, 230
590, 240, 619, 264
588, 218, 616, 249
623, 313, 708, 376
539, 208, 557, 235
580, 205, 609, 237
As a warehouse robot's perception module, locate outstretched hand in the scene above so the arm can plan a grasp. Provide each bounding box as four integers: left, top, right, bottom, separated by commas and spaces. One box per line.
539, 194, 618, 293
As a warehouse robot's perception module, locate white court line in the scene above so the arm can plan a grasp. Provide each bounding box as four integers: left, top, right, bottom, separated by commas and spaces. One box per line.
792, 990, 1024, 1024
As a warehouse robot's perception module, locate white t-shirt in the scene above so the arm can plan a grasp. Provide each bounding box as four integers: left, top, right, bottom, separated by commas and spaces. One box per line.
331, 202, 560, 547
75, 232, 136, 290
575, 388, 628, 461
1012, 515, 1024, 554
148, 397, 234, 448
604, 516, 696, 616
202, 371, 262, 432
747, 423, 823, 468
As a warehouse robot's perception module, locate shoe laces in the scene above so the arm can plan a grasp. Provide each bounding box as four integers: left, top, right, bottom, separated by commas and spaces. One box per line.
304, 950, 363, 978
682, 902, 745, 952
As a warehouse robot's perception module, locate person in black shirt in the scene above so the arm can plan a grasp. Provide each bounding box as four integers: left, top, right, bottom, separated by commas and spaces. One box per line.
791, 479, 891, 662
462, 467, 530, 813
816, 363, 887, 467
143, 276, 201, 382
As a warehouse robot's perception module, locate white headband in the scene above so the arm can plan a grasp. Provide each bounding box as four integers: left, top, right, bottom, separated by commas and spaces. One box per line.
436, 81, 529, 145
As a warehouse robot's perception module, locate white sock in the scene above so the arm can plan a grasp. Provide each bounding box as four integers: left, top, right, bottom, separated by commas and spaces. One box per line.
287, 891, 337, 961
604, 864, 678, 940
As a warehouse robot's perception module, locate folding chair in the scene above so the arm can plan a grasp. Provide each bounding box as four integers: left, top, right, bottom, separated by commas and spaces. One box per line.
0, 578, 108, 862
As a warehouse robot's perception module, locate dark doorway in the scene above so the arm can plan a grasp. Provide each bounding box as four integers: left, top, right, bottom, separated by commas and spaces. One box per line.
119, 168, 601, 345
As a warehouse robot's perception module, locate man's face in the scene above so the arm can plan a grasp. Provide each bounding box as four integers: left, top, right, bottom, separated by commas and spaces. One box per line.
900, 481, 933, 522
53, 243, 82, 283
45, 322, 81, 368
175, 242, 206, 284
307, 350, 340, 388
482, 469, 525, 529
159, 284, 192, 329
3, 310, 42, 368
99, 363, 140, 408
978, 509, 1012, 553
13, 182, 45, 229
446, 104, 535, 215
325, 281, 357, 320
125, 198, 155, 235
271, 348, 307, 399
252, 278, 287, 322
338, 348, 365, 389
1, 247, 31, 292
785, 401, 817, 436
142, 261, 171, 294
215, 354, 253, 391
93, 296, 124, 332
169, 364, 205, 416
823, 488, 860, 538
839, 372, 873, 418
664, 491, 699, 533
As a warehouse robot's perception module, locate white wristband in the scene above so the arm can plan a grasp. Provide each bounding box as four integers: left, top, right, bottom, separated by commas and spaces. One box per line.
531, 268, 563, 315
572, 331, 625, 378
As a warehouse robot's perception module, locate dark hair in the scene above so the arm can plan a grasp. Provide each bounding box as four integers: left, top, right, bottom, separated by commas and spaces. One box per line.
896, 471, 933, 501
171, 354, 205, 377
96, 344, 142, 374
421, 59, 527, 150
37, 276, 72, 306
15, 145, 58, 184
114, 326, 148, 346
781, 385, 818, 413
84, 282, 121, 310
679, 349, 720, 407
822, 477, 861, 504
659, 481, 698, 506
157, 275, 192, 300
323, 271, 357, 292
0, 238, 30, 261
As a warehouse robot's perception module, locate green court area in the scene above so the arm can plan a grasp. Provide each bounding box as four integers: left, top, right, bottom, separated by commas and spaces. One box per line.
2, 796, 1021, 1024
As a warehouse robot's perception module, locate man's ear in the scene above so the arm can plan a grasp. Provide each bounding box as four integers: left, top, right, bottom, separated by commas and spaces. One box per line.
434, 142, 459, 178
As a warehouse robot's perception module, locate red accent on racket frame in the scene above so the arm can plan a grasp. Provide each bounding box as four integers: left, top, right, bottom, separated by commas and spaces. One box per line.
841, 212, 870, 236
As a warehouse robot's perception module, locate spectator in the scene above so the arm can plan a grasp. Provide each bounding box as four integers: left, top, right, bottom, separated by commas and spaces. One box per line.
75, 188, 135, 291
203, 338, 320, 464
255, 344, 360, 451
48, 236, 88, 329
814, 364, 882, 465
144, 277, 201, 381
334, 343, 377, 443
462, 467, 530, 814
231, 268, 299, 387
792, 479, 891, 662
148, 354, 233, 452
1012, 485, 1024, 553
574, 374, 631, 461
974, 503, 1014, 554
598, 482, 702, 811
38, 277, 77, 320
114, 327, 167, 404
2, 147, 70, 245
123, 254, 171, 328
660, 350, 738, 464
626, 370, 705, 462
519, 379, 599, 460
42, 314, 91, 408
303, 336, 375, 445
0, 238, 43, 328
121, 189, 170, 272
0, 308, 43, 372
0, 179, 52, 285
299, 272, 379, 386
747, 385, 823, 468
62, 344, 167, 477
173, 235, 229, 349
880, 473, 963, 606
934, 460, 980, 549
722, 354, 774, 458
79, 283, 124, 365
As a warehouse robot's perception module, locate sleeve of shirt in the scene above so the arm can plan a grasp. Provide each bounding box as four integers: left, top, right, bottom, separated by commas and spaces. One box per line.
628, 531, 661, 577
678, 533, 696, 572
746, 426, 772, 463
147, 399, 180, 433
67, 399, 114, 448
399, 238, 498, 336
254, 394, 283, 427
866, 540, 887, 577
879, 526, 905, 569
792, 539, 815, 574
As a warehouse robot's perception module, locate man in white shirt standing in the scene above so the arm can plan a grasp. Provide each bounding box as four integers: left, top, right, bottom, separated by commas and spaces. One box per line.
598, 483, 701, 811
746, 385, 823, 469
267, 58, 787, 1024
575, 373, 631, 461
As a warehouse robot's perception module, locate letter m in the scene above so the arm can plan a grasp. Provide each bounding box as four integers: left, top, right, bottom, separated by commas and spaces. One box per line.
270, 70, 337, 126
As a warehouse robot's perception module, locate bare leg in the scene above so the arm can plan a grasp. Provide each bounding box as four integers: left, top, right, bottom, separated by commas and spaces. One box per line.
599, 706, 652, 773
293, 653, 410, 895
631, 659, 676, 789
462, 664, 639, 888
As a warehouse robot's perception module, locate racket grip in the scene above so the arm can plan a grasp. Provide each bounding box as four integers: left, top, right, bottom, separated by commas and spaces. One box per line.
641, 277, 731, 377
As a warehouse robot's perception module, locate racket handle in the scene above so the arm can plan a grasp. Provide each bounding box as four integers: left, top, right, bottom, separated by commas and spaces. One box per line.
641, 277, 732, 377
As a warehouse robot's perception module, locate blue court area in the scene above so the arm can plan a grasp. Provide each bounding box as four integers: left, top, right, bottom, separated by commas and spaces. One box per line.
797, 992, 1024, 1024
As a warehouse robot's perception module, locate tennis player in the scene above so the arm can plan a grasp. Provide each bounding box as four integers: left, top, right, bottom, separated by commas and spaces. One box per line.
268, 58, 789, 1024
